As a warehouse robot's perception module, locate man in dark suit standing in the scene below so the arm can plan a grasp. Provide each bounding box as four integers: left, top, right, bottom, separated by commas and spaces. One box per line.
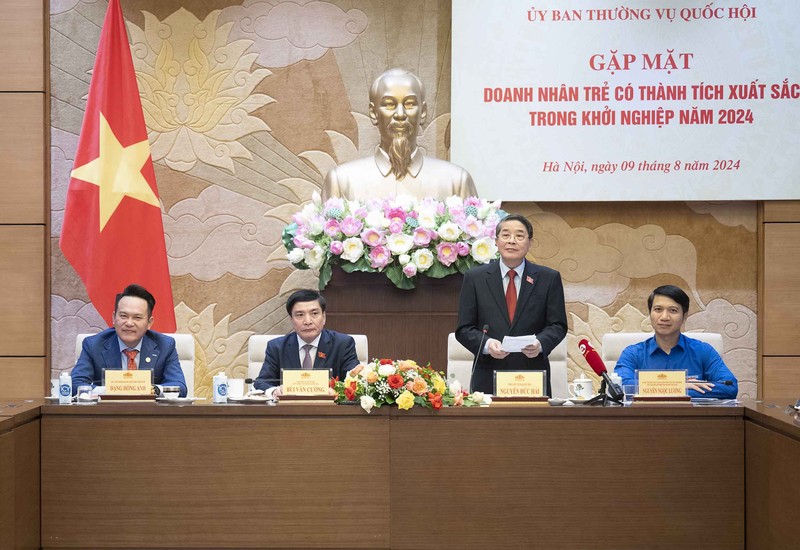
71, 284, 187, 396
255, 289, 360, 397
456, 214, 568, 395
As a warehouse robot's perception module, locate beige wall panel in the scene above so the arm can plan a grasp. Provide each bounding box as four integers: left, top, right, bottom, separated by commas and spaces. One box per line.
0, 227, 45, 356
0, 0, 44, 91
763, 223, 800, 355
0, 94, 45, 223
0, 358, 45, 398
762, 357, 800, 398
763, 201, 800, 222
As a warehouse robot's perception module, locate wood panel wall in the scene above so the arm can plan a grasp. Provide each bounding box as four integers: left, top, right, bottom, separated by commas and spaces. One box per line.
760, 201, 800, 398
0, 0, 48, 397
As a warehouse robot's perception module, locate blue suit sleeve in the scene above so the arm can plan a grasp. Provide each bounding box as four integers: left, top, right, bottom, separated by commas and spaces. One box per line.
158, 341, 188, 397
70, 339, 99, 395
255, 341, 280, 391
339, 336, 360, 375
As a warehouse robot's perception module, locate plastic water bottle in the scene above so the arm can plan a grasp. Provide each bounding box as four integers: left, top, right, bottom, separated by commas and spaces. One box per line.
58, 371, 72, 404
213, 371, 228, 404
608, 371, 622, 397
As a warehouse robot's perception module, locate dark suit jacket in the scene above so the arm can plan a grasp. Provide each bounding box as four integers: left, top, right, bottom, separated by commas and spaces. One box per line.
456, 259, 568, 395
71, 328, 188, 397
254, 329, 360, 391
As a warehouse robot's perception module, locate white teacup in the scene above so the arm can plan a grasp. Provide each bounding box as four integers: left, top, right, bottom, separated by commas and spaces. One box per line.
568, 377, 594, 400
162, 386, 181, 400
227, 378, 245, 399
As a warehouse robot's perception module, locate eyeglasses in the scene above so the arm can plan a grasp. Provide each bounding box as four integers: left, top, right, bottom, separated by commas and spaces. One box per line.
497, 233, 529, 243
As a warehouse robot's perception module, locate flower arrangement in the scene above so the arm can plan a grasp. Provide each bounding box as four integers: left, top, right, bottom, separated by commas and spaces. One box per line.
332, 358, 492, 413
283, 193, 504, 289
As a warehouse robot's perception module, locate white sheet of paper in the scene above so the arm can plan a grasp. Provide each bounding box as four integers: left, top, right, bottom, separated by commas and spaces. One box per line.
500, 335, 538, 353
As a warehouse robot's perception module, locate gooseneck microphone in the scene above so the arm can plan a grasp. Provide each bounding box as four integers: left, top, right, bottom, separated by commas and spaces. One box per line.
470, 325, 490, 392
579, 338, 623, 404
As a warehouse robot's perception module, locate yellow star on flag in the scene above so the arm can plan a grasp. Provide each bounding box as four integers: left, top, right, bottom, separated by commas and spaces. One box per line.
70, 112, 160, 231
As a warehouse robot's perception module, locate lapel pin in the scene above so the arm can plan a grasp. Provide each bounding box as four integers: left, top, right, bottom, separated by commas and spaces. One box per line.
317, 351, 327, 359
145, 357, 151, 363
526, 276, 534, 284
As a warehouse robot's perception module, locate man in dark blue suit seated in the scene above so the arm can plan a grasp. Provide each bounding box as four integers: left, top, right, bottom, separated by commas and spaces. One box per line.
255, 289, 360, 398
71, 284, 187, 397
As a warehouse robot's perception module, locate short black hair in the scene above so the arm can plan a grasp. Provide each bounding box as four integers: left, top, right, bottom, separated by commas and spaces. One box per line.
647, 285, 690, 315
496, 213, 533, 239
115, 284, 156, 317
286, 289, 327, 315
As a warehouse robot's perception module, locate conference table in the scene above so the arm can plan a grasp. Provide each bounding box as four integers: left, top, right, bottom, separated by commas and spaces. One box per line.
2, 398, 799, 549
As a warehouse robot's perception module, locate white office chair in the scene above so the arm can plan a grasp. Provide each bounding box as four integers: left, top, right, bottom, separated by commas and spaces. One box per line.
247, 333, 369, 380
75, 332, 197, 397
446, 333, 568, 398
601, 332, 724, 373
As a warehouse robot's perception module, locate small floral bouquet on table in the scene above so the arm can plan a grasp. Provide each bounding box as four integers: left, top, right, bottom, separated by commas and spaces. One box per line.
332, 358, 492, 413
283, 193, 504, 290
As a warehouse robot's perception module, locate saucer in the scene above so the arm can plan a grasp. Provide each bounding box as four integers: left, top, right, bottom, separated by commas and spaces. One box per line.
227, 395, 274, 404
76, 398, 99, 405
155, 397, 200, 404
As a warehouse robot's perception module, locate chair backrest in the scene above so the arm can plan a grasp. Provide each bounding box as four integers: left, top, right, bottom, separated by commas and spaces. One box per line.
247, 333, 369, 380
168, 334, 196, 398
601, 332, 724, 373
76, 332, 196, 397
446, 333, 568, 398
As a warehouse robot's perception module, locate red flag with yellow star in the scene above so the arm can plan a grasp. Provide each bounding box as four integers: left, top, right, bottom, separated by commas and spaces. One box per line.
60, 0, 176, 331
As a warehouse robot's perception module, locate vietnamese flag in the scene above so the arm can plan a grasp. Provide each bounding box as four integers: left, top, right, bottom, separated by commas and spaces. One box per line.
59, 0, 176, 331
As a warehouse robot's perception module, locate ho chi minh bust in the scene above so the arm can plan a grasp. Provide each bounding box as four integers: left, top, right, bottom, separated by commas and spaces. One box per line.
321, 68, 478, 202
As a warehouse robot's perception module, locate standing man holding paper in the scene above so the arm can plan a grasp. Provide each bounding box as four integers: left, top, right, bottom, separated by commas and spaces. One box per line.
456, 214, 568, 395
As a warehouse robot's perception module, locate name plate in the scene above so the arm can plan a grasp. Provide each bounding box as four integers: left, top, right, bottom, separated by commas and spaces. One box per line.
494, 371, 545, 398
104, 369, 153, 395
637, 370, 686, 397
282, 369, 331, 396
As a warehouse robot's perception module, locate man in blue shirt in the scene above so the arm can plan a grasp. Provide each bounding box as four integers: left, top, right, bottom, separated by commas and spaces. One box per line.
614, 285, 738, 399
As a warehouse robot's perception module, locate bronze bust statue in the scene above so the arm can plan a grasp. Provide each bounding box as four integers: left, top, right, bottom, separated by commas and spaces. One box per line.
322, 69, 478, 201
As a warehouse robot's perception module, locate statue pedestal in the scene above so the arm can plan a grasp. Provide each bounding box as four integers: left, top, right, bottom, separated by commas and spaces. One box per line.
322, 268, 463, 373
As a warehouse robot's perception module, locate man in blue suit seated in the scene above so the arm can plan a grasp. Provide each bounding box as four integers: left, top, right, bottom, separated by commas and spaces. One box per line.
255, 289, 360, 398
614, 285, 738, 399
71, 284, 187, 397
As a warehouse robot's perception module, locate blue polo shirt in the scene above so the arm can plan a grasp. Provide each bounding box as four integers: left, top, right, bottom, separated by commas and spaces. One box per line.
614, 334, 738, 399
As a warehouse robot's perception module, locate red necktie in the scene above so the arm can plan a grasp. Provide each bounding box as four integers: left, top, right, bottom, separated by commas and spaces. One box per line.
123, 349, 138, 370
506, 270, 517, 322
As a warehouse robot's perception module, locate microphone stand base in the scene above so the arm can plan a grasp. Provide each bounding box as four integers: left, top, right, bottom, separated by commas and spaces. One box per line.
584, 393, 623, 406
584, 380, 623, 406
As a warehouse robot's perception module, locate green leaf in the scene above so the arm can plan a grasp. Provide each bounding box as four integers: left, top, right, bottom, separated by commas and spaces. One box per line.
455, 257, 475, 273
386, 264, 416, 290
281, 223, 298, 251
425, 262, 458, 279
318, 262, 332, 290
340, 257, 374, 273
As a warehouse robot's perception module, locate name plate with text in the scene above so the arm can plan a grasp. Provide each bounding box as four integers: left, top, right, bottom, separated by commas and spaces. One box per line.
494, 371, 545, 398
104, 369, 153, 395
282, 369, 331, 396
637, 370, 687, 397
